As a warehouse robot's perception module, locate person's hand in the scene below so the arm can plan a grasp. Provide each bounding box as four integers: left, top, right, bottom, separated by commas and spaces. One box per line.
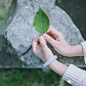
43, 26, 83, 57
32, 36, 68, 76
32, 36, 54, 62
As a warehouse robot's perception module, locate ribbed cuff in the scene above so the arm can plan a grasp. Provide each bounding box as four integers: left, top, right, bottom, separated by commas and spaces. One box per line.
81, 41, 86, 64
62, 64, 83, 86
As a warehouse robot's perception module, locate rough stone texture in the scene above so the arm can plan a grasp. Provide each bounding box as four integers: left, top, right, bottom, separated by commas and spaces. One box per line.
0, 0, 85, 68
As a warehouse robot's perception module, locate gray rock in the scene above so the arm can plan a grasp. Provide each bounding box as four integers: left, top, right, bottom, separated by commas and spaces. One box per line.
0, 0, 85, 68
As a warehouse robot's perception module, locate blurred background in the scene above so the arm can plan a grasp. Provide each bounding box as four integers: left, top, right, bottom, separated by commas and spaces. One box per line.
0, 0, 86, 86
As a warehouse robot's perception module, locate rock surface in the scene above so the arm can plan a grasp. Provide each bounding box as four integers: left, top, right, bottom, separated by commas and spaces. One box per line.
0, 0, 85, 68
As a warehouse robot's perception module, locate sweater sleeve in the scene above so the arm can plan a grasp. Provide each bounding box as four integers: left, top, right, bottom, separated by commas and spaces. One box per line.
81, 41, 86, 64
62, 64, 86, 86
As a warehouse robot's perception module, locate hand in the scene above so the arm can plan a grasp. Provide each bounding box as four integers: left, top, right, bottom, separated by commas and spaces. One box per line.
32, 35, 68, 76
43, 26, 83, 57
32, 36, 54, 62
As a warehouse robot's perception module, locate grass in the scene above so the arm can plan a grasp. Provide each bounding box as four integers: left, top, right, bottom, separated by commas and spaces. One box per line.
0, 69, 62, 86
0, 68, 70, 86
0, 14, 5, 20
0, 14, 6, 25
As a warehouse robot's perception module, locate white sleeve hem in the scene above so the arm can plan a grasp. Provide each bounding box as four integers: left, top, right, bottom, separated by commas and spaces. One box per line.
81, 41, 86, 64
62, 64, 84, 86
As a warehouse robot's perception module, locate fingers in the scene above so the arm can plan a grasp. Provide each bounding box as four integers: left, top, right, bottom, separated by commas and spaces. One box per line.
46, 26, 65, 42
32, 36, 39, 52
39, 36, 48, 50
32, 36, 48, 52
46, 26, 61, 36
39, 36, 53, 57
43, 33, 56, 46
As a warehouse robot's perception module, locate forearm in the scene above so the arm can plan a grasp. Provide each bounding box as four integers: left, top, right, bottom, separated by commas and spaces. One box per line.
49, 60, 86, 86
49, 60, 68, 76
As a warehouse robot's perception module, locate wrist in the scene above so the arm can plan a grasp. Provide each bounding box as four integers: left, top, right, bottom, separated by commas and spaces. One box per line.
45, 54, 54, 62
43, 55, 57, 67
68, 44, 84, 57
49, 60, 68, 76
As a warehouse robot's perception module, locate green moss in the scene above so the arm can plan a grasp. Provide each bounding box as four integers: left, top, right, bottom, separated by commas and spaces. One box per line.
0, 14, 5, 20
0, 69, 72, 86
0, 69, 61, 86
0, 13, 6, 25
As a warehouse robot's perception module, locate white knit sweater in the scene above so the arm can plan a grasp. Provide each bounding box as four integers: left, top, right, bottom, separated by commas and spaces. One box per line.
62, 42, 86, 86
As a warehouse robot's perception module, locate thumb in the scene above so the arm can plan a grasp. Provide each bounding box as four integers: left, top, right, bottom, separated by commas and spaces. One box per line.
39, 36, 54, 61
43, 33, 56, 46
39, 36, 48, 50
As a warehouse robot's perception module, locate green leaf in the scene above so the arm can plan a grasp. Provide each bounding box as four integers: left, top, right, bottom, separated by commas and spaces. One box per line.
33, 8, 50, 35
